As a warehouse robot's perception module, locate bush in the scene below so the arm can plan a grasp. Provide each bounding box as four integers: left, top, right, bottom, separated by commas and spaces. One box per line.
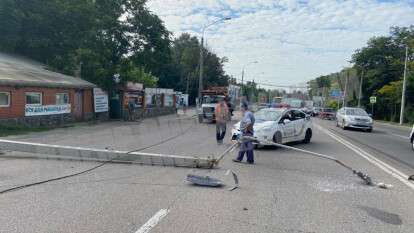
327, 100, 339, 110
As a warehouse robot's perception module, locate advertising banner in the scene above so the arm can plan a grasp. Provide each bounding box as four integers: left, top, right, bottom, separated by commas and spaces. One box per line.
25, 104, 71, 116
93, 88, 109, 113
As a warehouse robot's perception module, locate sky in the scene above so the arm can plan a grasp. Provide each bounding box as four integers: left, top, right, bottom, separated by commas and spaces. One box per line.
147, 0, 414, 88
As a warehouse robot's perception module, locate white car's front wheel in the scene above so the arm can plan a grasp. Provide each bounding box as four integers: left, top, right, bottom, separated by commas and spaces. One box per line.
273, 132, 282, 145
303, 129, 312, 144
342, 120, 347, 130
411, 138, 414, 151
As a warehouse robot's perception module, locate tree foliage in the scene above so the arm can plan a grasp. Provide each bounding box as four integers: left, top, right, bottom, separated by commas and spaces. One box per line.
0, 1, 231, 103
0, 0, 161, 90
168, 33, 230, 104
309, 25, 414, 122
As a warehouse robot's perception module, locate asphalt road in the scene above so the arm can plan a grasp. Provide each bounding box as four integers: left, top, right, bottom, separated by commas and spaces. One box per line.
1, 113, 414, 233
318, 119, 414, 177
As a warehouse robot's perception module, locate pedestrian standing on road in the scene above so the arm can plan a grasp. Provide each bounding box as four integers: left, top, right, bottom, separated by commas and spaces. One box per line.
233, 102, 255, 164
127, 99, 135, 121
215, 98, 230, 144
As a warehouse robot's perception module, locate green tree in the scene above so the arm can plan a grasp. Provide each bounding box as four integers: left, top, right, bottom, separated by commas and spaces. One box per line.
351, 26, 414, 110
0, 0, 232, 103
309, 25, 414, 122
169, 33, 230, 104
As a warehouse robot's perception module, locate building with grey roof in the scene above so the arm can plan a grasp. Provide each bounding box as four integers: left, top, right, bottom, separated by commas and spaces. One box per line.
0, 52, 99, 126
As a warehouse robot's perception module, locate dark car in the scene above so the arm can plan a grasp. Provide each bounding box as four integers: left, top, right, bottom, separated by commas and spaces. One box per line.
319, 108, 336, 120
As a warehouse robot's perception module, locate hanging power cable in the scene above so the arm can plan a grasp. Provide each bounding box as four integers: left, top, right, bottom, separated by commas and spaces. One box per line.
237, 136, 393, 189
0, 117, 198, 195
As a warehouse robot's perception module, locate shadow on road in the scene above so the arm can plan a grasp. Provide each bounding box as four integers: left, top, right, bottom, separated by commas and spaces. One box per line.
358, 206, 403, 225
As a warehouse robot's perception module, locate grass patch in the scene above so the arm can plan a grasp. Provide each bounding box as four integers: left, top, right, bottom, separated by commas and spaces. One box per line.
0, 125, 53, 137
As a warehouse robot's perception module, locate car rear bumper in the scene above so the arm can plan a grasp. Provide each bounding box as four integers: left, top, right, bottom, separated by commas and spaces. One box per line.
200, 112, 215, 121
320, 114, 335, 119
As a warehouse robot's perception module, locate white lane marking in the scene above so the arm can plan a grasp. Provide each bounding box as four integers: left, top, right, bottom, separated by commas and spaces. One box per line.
316, 125, 414, 190
389, 133, 409, 140
135, 209, 170, 233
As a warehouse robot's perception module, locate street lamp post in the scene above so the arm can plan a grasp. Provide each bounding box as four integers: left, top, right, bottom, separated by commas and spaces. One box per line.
400, 46, 409, 125
358, 69, 364, 108
198, 17, 231, 104
342, 69, 349, 108
240, 61, 258, 97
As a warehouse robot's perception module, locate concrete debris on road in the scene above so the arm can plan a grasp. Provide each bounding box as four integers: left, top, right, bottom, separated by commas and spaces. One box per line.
186, 169, 239, 191
186, 174, 223, 187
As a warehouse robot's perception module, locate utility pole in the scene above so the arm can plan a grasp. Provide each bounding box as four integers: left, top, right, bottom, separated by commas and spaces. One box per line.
197, 17, 231, 105
241, 69, 244, 96
198, 36, 204, 104
343, 70, 349, 108
358, 69, 364, 108
186, 73, 190, 94
240, 61, 258, 98
399, 46, 409, 125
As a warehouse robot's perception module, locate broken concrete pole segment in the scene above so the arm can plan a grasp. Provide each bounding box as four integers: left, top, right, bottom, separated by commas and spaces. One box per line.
186, 174, 223, 187
0, 139, 215, 168
241, 136, 393, 189
186, 169, 239, 191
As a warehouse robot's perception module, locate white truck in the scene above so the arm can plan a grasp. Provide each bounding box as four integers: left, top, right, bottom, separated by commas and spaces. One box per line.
197, 85, 240, 123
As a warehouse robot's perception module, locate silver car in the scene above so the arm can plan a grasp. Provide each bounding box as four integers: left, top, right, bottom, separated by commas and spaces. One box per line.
336, 107, 373, 132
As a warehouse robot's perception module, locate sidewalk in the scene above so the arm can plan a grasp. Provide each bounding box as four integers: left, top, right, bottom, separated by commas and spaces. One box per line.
375, 120, 412, 130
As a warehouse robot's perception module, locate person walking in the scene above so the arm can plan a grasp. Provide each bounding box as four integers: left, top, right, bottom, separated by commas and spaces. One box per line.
233, 102, 255, 164
215, 98, 229, 144
127, 99, 135, 121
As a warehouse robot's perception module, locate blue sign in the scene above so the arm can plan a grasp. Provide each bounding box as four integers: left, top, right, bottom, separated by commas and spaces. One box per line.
330, 90, 342, 98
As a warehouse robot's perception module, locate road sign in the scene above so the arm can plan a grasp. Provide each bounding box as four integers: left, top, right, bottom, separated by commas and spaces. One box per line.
370, 96, 377, 104
330, 90, 343, 99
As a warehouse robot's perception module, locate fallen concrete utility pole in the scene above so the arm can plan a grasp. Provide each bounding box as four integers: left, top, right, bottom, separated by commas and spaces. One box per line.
242, 136, 393, 189
0, 139, 215, 168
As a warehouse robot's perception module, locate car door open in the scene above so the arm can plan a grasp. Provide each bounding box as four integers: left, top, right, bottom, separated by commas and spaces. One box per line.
279, 111, 295, 138
292, 110, 306, 137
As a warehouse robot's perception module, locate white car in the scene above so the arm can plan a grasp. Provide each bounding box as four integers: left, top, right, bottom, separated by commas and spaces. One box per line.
231, 108, 313, 146
336, 107, 373, 132
410, 125, 414, 151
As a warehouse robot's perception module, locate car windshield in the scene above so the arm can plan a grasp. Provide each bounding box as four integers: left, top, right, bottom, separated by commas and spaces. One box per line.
255, 109, 283, 121
346, 108, 368, 116
324, 108, 334, 112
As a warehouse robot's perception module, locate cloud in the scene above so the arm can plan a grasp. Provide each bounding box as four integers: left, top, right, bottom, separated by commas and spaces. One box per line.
147, 0, 414, 87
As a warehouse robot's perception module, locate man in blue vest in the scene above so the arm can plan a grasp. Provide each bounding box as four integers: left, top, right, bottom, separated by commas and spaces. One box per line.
233, 102, 255, 164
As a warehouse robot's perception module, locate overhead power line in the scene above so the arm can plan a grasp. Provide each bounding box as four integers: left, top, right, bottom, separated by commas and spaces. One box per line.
232, 78, 308, 89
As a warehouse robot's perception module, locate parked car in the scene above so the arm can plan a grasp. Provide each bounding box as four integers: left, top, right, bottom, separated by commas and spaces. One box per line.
410, 125, 414, 150
313, 107, 322, 116
336, 107, 373, 132
231, 108, 313, 146
300, 107, 313, 116
319, 108, 336, 120
258, 103, 271, 110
